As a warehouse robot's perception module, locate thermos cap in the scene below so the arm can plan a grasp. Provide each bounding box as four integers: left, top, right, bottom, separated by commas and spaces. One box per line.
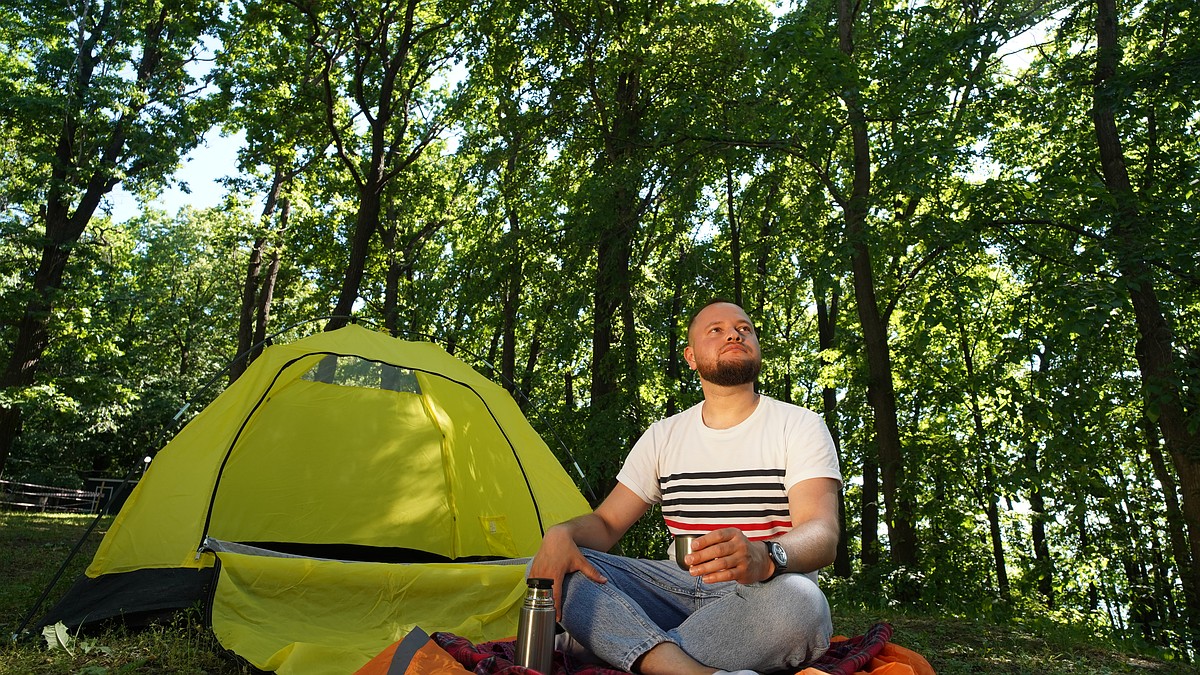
526, 577, 553, 589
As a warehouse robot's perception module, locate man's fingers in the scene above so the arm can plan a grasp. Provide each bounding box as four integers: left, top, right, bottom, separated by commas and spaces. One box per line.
690, 531, 760, 584
697, 551, 756, 584
577, 557, 608, 584
546, 556, 607, 619
552, 573, 565, 619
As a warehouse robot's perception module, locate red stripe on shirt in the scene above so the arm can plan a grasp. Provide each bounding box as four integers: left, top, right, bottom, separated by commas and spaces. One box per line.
664, 518, 792, 540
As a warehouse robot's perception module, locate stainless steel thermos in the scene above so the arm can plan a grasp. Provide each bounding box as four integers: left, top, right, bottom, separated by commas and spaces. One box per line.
515, 577, 555, 674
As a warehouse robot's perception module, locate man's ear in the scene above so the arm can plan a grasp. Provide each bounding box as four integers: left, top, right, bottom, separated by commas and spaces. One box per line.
683, 345, 696, 370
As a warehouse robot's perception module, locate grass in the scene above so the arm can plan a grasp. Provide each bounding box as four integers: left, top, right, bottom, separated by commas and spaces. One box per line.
0, 512, 254, 674
1, 511, 1194, 674
824, 609, 1191, 674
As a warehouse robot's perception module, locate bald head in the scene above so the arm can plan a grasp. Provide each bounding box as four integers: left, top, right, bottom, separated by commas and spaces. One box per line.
686, 299, 755, 345
683, 301, 761, 388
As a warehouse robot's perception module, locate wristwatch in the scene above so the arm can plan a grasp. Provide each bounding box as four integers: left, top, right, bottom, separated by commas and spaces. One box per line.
764, 540, 788, 580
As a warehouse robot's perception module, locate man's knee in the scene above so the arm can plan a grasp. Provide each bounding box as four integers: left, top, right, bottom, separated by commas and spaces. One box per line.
560, 550, 616, 607
732, 577, 830, 668
758, 576, 832, 634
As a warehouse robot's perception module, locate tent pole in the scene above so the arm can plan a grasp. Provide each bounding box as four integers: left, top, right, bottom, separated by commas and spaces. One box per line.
9, 319, 330, 641
15, 313, 597, 639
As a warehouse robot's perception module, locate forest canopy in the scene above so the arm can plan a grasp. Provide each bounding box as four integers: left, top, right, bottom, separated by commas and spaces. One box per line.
1, 0, 1198, 659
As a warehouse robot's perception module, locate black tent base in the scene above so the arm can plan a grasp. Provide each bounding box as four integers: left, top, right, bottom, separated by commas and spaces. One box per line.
37, 568, 215, 633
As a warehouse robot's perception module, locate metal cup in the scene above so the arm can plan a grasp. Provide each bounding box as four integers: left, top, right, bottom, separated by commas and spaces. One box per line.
673, 534, 699, 570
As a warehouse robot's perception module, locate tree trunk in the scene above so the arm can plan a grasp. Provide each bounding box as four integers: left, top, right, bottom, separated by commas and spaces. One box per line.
1, 185, 125, 472
313, 0, 442, 336
327, 186, 384, 332
519, 331, 542, 409
588, 68, 642, 456
1142, 413, 1199, 649
500, 146, 524, 393
0, 3, 169, 475
666, 246, 686, 417
381, 207, 402, 336
0, 230, 75, 475
316, 182, 383, 385
486, 329, 501, 379
725, 161, 743, 307
861, 449, 880, 570
1130, 450, 1176, 648
1092, 0, 1200, 631
1148, 525, 1181, 649
1112, 464, 1158, 643
446, 298, 469, 356
253, 197, 287, 355
500, 236, 522, 393
1021, 340, 1056, 606
590, 205, 636, 440
985, 496, 1009, 600
233, 239, 267, 377
1, 169, 116, 474
837, 0, 918, 576
817, 287, 852, 578
753, 179, 780, 321
231, 168, 285, 381
961, 328, 1009, 600
1025, 440, 1055, 606
1079, 512, 1100, 611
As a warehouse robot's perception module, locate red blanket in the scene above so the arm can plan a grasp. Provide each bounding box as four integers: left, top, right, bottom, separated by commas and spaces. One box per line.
429, 622, 934, 675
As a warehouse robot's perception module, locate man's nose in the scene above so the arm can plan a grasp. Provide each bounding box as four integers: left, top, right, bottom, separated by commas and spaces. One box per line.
727, 331, 742, 342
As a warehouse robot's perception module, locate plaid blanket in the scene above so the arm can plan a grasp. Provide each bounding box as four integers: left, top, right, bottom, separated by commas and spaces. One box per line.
805, 622, 893, 675
432, 631, 619, 675
431, 622, 896, 675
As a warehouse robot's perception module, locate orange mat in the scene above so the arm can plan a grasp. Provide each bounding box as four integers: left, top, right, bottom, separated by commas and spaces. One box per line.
798, 634, 935, 675
358, 626, 936, 674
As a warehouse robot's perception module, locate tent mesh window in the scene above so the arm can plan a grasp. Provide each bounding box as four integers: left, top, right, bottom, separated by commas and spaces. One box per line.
302, 355, 422, 393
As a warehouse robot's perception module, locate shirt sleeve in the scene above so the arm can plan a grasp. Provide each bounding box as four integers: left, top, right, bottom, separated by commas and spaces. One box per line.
784, 408, 843, 490
615, 424, 662, 506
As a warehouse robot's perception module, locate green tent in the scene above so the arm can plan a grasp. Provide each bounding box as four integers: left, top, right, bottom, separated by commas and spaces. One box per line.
42, 324, 591, 674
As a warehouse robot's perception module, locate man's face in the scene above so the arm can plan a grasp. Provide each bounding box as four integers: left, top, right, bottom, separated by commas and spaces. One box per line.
684, 303, 761, 387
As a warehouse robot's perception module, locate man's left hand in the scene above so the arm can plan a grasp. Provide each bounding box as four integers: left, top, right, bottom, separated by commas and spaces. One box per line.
683, 528, 773, 585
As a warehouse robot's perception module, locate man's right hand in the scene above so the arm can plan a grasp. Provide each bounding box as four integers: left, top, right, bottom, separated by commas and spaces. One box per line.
527, 485, 650, 618
528, 524, 608, 619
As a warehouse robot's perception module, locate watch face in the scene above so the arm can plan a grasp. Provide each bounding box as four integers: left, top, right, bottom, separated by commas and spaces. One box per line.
770, 541, 787, 567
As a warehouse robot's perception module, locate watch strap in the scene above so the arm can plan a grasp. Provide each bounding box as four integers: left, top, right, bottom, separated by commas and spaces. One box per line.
764, 540, 787, 580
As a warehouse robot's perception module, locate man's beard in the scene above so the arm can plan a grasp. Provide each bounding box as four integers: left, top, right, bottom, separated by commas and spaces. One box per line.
698, 355, 761, 387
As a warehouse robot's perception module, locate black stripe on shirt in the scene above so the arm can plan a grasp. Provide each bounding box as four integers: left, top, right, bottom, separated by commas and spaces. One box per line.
661, 482, 783, 494
661, 468, 786, 482
662, 494, 790, 506
665, 509, 792, 519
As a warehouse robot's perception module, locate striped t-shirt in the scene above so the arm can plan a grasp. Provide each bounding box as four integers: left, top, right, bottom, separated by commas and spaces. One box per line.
617, 395, 841, 541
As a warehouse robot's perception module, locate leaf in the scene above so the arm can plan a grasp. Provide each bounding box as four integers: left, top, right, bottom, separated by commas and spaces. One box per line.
78, 637, 113, 656
41, 621, 74, 656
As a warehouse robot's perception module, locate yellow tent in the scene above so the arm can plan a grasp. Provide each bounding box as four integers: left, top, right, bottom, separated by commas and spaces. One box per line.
42, 324, 591, 674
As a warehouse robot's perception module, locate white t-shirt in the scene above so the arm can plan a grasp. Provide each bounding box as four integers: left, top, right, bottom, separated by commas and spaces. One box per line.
617, 395, 841, 543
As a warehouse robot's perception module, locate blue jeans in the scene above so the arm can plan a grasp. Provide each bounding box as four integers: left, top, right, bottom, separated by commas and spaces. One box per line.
559, 549, 832, 673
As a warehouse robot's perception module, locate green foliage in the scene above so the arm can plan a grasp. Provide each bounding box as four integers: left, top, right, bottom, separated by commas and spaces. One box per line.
1, 0, 1197, 661
2, 513, 1191, 674
3, 206, 262, 484
0, 0, 223, 206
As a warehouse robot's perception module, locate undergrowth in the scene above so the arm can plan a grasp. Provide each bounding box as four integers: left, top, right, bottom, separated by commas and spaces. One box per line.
1, 512, 1193, 674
